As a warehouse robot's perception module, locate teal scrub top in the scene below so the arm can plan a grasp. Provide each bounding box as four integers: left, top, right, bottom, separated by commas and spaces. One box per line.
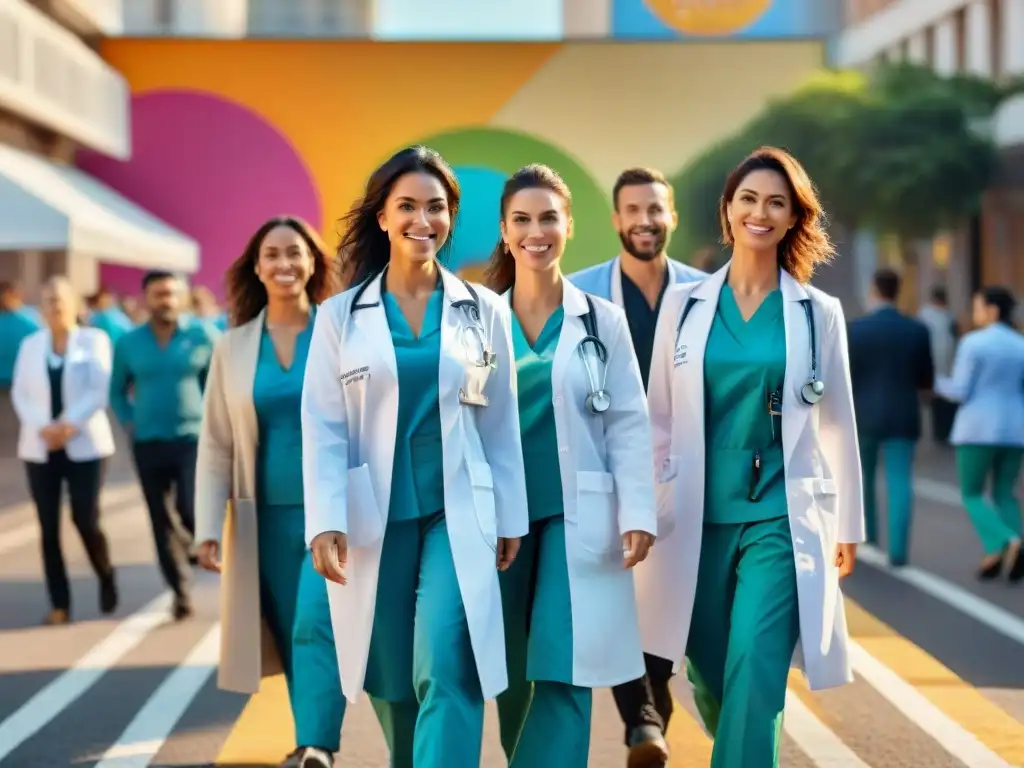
703, 286, 788, 525
383, 289, 445, 523
512, 307, 565, 523
253, 311, 315, 508
0, 309, 42, 388
109, 317, 219, 441
621, 264, 669, 391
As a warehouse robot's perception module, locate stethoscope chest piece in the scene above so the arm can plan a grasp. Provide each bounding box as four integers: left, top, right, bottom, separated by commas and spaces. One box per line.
801, 379, 825, 405
586, 389, 611, 414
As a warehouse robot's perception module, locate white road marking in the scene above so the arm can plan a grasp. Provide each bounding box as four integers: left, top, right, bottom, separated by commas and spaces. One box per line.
913, 477, 963, 507
0, 484, 140, 556
92, 625, 220, 767
859, 545, 1024, 647
0, 592, 173, 763
848, 641, 1013, 768
783, 690, 872, 767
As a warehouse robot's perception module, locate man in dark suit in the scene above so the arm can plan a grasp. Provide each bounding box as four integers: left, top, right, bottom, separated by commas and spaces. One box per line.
848, 268, 934, 566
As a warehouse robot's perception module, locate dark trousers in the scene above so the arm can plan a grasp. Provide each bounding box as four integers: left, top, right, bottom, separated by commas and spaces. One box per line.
25, 451, 112, 612
611, 653, 676, 743
131, 438, 197, 599
931, 397, 957, 444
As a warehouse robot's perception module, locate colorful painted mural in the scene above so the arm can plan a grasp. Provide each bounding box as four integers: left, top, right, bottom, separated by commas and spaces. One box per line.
613, 0, 837, 39
81, 40, 823, 298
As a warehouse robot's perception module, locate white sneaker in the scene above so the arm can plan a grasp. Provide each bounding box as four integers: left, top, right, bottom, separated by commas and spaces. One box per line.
298, 746, 333, 768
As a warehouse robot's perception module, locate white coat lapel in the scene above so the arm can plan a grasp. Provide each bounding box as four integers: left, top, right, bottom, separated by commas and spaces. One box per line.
351, 271, 397, 379
438, 268, 474, 406
780, 271, 812, 467
609, 257, 624, 308
552, 280, 591, 396
676, 264, 728, 431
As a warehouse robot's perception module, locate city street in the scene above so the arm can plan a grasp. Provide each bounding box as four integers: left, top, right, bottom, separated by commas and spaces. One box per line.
0, 443, 1022, 768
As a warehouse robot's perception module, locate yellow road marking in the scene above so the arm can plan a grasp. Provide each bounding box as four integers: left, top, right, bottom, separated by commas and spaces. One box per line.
845, 597, 1024, 762
665, 692, 714, 767
216, 674, 294, 766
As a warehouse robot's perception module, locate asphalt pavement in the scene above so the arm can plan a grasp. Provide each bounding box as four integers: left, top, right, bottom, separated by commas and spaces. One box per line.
0, 439, 1022, 767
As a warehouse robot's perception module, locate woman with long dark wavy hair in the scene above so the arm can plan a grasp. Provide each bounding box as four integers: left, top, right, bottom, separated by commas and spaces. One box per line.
301, 146, 528, 768
483, 165, 657, 767
194, 216, 345, 768
635, 147, 865, 767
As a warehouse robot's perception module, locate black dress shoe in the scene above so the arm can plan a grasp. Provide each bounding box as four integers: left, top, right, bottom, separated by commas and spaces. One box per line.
978, 549, 1005, 580
1007, 544, 1024, 583
100, 571, 118, 615
172, 596, 194, 621
627, 725, 669, 768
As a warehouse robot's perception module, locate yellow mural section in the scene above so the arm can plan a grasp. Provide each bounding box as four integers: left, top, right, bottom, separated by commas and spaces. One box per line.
642, 0, 774, 35
489, 41, 823, 190
100, 40, 562, 239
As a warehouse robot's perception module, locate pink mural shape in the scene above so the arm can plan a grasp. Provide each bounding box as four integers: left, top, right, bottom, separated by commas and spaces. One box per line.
78, 89, 322, 301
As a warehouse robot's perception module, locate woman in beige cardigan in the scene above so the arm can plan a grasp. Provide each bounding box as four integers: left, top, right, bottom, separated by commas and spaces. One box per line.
194, 217, 345, 768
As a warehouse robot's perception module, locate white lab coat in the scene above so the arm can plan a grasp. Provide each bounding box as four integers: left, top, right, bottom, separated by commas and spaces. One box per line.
502, 279, 658, 687
12, 327, 115, 463
936, 323, 1024, 447
568, 255, 706, 309
636, 264, 865, 691
301, 266, 529, 704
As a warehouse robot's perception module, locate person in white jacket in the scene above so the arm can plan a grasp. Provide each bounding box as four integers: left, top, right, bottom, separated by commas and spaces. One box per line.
482, 164, 657, 768
301, 146, 529, 768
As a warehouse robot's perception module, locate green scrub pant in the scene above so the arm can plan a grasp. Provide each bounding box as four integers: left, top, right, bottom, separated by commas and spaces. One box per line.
256, 504, 346, 752
367, 512, 484, 768
495, 515, 592, 768
859, 436, 916, 565
686, 516, 800, 768
955, 445, 1024, 555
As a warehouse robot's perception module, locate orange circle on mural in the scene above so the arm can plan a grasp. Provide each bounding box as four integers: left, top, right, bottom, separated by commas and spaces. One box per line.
642, 0, 773, 36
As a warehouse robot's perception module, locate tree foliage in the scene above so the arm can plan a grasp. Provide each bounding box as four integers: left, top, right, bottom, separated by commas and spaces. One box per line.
669, 62, 1004, 262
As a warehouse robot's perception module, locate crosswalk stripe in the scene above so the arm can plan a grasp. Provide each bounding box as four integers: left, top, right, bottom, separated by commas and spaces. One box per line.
0, 592, 172, 764
783, 689, 871, 767
92, 625, 220, 767
665, 693, 713, 767
216, 673, 295, 765
845, 599, 1024, 766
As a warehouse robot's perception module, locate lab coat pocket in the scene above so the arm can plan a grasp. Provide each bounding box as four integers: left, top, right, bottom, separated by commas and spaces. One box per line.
655, 456, 680, 538
787, 477, 839, 556
575, 470, 618, 556
346, 464, 384, 547
467, 460, 498, 550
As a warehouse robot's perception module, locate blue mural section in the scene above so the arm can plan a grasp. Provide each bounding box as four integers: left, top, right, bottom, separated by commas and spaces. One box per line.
612, 0, 834, 40
446, 165, 506, 272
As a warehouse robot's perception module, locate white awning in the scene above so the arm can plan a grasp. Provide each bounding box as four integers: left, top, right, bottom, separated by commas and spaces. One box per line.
0, 142, 199, 273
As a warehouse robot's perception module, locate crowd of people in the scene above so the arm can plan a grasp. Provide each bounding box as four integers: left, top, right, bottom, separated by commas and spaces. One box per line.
0, 144, 1021, 768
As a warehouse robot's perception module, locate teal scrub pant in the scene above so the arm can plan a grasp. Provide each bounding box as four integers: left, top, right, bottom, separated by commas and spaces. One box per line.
366, 512, 484, 768
686, 516, 800, 768
496, 515, 592, 768
955, 445, 1024, 555
859, 436, 916, 565
256, 504, 345, 752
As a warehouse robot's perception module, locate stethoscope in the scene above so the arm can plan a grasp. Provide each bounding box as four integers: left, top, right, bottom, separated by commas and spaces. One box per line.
350, 267, 496, 406
675, 294, 825, 406
578, 295, 612, 414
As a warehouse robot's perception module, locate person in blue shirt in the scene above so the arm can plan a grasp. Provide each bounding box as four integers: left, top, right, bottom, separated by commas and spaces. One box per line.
194, 217, 346, 768
86, 286, 134, 347
109, 270, 219, 621
936, 286, 1024, 582
569, 168, 705, 766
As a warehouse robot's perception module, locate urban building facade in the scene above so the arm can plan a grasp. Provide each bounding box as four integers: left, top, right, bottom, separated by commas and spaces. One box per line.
834, 0, 1024, 318
0, 0, 197, 304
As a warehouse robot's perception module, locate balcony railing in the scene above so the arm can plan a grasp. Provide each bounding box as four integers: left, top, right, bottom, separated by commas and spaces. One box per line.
52, 0, 124, 36
0, 0, 129, 158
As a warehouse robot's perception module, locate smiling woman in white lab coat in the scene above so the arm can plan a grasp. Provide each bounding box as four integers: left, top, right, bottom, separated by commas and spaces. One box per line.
637, 147, 865, 768
301, 146, 529, 768
936, 285, 1024, 582
482, 165, 658, 768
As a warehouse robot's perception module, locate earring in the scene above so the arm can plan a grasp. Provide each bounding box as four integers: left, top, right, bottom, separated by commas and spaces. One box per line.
504, 243, 510, 254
